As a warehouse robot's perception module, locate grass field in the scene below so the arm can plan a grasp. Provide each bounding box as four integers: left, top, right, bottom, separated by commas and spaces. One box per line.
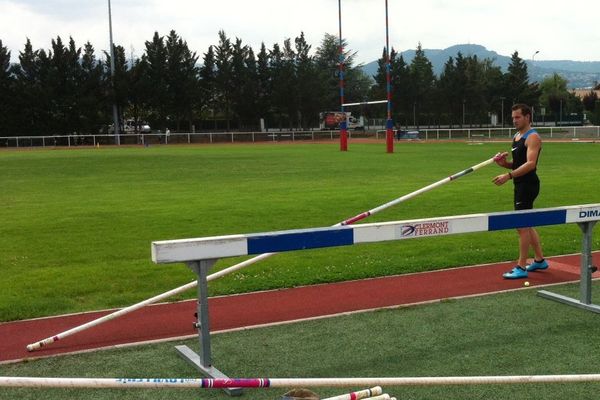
2, 282, 600, 400
1, 142, 600, 321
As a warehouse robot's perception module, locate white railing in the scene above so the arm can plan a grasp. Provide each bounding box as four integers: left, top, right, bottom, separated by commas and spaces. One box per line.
1, 126, 599, 148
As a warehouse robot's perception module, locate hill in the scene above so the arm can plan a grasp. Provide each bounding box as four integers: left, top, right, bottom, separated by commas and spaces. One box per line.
361, 44, 600, 88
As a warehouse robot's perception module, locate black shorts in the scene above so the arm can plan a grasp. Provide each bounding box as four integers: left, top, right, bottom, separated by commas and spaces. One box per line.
513, 180, 540, 210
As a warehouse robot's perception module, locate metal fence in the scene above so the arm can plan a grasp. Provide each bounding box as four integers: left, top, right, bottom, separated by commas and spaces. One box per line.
2, 126, 599, 148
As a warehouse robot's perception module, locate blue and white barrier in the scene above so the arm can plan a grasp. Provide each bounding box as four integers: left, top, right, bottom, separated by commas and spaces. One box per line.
152, 204, 600, 264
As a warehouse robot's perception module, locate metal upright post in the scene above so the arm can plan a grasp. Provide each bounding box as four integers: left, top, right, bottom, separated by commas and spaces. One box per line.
384, 0, 394, 153
107, 0, 120, 145
338, 0, 348, 151
174, 259, 242, 396
578, 221, 596, 304
538, 221, 599, 313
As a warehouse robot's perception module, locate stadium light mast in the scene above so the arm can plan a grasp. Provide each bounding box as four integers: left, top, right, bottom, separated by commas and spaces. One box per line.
531, 50, 539, 122
108, 0, 120, 145
384, 0, 393, 153
338, 0, 348, 151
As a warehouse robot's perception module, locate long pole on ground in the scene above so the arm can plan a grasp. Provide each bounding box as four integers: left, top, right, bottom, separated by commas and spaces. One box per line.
4, 374, 600, 388
26, 155, 501, 351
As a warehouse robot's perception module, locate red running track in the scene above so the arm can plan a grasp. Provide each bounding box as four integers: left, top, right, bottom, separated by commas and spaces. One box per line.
1, 253, 598, 364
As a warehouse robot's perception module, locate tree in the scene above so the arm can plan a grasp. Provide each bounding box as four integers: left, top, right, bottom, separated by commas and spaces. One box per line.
315, 33, 342, 110
35, 36, 83, 135
12, 39, 46, 135
142, 32, 168, 128
199, 45, 217, 128
391, 53, 410, 123
584, 90, 600, 124
104, 44, 129, 132
314, 33, 360, 111
269, 42, 286, 128
0, 39, 15, 136
239, 46, 259, 129
582, 90, 598, 112
214, 30, 233, 130
128, 57, 152, 132
408, 43, 436, 127
280, 38, 298, 128
165, 30, 199, 131
481, 59, 505, 126
295, 32, 325, 128
255, 43, 271, 126
312, 32, 371, 128
539, 73, 569, 120
229, 37, 250, 128
79, 41, 107, 134
504, 51, 540, 107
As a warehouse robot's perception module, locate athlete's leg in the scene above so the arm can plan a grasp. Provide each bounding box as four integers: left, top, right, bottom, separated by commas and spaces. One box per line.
529, 228, 544, 261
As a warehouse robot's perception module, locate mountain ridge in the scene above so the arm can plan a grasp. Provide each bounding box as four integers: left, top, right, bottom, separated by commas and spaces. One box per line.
361, 44, 600, 88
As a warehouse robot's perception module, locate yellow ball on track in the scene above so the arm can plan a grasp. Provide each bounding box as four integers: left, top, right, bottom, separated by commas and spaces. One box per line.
524, 281, 530, 287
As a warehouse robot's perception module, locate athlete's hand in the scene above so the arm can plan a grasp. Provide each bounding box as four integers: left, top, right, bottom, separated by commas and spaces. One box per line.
493, 152, 509, 166
492, 173, 511, 186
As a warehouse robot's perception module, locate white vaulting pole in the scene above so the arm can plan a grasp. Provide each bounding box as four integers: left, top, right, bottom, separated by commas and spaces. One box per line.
337, 155, 499, 225
3, 374, 600, 389
26, 155, 501, 351
26, 253, 273, 351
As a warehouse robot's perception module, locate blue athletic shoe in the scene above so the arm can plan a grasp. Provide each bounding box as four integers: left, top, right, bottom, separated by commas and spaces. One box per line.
526, 259, 549, 272
503, 266, 528, 279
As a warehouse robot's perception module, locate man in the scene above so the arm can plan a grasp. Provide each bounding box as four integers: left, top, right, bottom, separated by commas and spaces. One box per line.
492, 103, 548, 279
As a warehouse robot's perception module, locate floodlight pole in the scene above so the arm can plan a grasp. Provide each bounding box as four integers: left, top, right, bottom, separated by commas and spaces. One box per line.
338, 0, 348, 151
108, 0, 120, 145
531, 50, 539, 122
385, 0, 394, 153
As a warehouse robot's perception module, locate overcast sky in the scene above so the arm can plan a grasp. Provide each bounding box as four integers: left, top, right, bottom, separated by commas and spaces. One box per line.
1, 0, 599, 65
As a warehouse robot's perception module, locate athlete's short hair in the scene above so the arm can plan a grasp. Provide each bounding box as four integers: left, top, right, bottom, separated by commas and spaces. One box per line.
512, 103, 532, 121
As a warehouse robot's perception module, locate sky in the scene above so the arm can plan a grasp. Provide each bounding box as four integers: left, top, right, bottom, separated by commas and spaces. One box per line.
1, 0, 599, 65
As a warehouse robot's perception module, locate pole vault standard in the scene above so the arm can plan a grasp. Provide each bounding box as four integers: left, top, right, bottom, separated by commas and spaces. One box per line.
26, 154, 501, 351
4, 374, 600, 389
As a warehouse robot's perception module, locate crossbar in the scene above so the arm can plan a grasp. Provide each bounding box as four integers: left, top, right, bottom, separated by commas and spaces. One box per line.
152, 204, 600, 264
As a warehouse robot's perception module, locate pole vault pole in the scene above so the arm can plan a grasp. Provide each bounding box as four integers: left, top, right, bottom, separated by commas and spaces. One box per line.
26, 154, 501, 351
338, 155, 500, 225
385, 0, 394, 153
4, 373, 600, 388
338, 0, 348, 151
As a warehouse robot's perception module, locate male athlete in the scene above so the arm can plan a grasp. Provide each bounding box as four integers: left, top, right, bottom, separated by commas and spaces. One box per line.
492, 103, 548, 279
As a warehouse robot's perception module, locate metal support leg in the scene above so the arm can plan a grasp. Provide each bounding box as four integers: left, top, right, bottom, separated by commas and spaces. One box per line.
579, 221, 596, 304
538, 221, 600, 313
175, 259, 242, 396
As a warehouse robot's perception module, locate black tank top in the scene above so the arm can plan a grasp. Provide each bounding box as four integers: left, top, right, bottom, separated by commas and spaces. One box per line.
511, 129, 540, 183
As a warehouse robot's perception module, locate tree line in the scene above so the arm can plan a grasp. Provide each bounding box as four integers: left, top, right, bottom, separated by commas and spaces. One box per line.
370, 44, 599, 127
1, 31, 599, 137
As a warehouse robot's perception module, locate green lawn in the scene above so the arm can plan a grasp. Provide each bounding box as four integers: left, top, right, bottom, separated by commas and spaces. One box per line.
1, 142, 600, 321
2, 282, 600, 400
